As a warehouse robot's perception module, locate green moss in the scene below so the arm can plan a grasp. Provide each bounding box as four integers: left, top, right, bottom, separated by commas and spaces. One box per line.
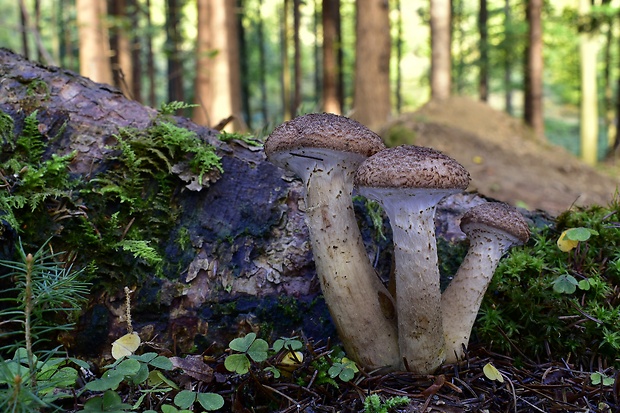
478, 198, 620, 367
383, 123, 417, 147
0, 106, 222, 290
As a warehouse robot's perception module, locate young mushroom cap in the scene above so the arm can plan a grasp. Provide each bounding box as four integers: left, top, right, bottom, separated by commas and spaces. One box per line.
442, 201, 530, 363
355, 145, 470, 373
264, 113, 400, 370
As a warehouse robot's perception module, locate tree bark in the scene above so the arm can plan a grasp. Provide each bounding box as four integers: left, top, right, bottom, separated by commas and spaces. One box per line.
165, 0, 184, 109
430, 0, 451, 101
524, 0, 544, 139
193, 0, 244, 131
352, 0, 391, 131
579, 0, 598, 165
77, 0, 113, 85
478, 0, 488, 102
322, 0, 342, 114
109, 0, 134, 99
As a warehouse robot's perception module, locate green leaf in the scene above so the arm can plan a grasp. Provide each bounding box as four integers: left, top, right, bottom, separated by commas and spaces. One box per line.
197, 392, 225, 411
81, 390, 132, 412
149, 355, 174, 370
84, 371, 125, 391
483, 363, 504, 382
591, 372, 614, 386
224, 354, 251, 374
115, 358, 141, 376
578, 279, 591, 290
564, 227, 598, 242
552, 274, 578, 294
130, 353, 158, 363
247, 339, 269, 362
174, 390, 196, 409
229, 333, 256, 353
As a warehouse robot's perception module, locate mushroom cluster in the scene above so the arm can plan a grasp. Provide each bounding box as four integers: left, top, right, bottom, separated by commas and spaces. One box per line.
264, 113, 530, 374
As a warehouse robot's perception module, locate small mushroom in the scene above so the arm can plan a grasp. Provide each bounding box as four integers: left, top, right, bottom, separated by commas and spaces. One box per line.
264, 113, 400, 370
354, 145, 470, 373
441, 202, 530, 363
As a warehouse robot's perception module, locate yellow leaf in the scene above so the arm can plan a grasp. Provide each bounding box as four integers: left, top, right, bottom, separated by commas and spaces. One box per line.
280, 351, 304, 365
111, 332, 141, 360
483, 362, 504, 383
557, 230, 579, 252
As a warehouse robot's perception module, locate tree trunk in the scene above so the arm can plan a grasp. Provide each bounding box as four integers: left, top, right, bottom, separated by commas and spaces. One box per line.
292, 0, 302, 118
580, 0, 599, 165
478, 0, 488, 102
129, 0, 142, 103
165, 0, 184, 109
257, 0, 269, 124
281, 0, 292, 121
109, 0, 134, 99
523, 0, 544, 139
394, 0, 403, 113
430, 0, 451, 101
322, 0, 342, 114
146, 0, 156, 107
352, 0, 391, 131
237, 0, 251, 129
504, 0, 513, 115
193, 0, 244, 131
77, 0, 113, 85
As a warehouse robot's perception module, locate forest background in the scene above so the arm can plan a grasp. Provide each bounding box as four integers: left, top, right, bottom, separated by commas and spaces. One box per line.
1, 0, 619, 166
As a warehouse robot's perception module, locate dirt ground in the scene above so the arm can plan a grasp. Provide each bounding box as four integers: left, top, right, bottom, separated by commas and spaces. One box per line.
381, 96, 620, 215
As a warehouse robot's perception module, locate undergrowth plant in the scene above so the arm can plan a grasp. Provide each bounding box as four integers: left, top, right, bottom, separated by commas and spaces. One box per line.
0, 239, 90, 412
0, 104, 223, 289
478, 198, 620, 367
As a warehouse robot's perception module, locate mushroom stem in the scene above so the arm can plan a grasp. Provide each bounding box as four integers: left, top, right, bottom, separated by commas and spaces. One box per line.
441, 231, 514, 363
286, 150, 400, 370
361, 189, 450, 373
441, 202, 530, 363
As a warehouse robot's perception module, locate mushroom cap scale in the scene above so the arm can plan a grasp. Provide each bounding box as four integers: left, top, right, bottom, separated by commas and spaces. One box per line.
264, 113, 385, 162
460, 202, 530, 244
354, 145, 471, 190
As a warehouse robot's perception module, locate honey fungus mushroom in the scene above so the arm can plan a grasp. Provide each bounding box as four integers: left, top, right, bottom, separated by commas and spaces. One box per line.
264, 113, 400, 370
441, 202, 530, 363
354, 145, 471, 373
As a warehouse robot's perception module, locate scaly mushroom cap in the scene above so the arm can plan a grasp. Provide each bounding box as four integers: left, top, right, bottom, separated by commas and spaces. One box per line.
264, 113, 386, 164
460, 202, 530, 244
354, 145, 471, 190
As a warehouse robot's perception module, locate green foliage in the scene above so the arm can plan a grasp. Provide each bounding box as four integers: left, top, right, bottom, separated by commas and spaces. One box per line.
0, 105, 223, 289
327, 357, 358, 382
80, 352, 223, 412
478, 200, 620, 366
0, 239, 90, 412
224, 332, 269, 374
218, 131, 263, 147
363, 394, 410, 413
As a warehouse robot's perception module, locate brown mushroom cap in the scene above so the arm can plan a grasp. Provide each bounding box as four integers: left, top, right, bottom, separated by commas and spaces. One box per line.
264, 113, 385, 161
460, 202, 531, 244
354, 145, 471, 190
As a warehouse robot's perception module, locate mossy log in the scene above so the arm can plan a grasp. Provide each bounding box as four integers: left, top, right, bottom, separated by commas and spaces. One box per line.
0, 48, 539, 359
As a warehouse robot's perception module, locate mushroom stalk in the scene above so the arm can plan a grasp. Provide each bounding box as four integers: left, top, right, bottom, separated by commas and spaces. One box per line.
293, 152, 400, 370
441, 232, 514, 362
361, 189, 451, 373
441, 202, 530, 363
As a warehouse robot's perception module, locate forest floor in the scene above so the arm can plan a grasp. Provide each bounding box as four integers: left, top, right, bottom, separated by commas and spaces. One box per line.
381, 96, 620, 215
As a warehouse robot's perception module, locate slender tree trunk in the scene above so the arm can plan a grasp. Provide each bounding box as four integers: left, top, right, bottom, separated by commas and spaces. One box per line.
193, 0, 244, 131
77, 0, 113, 84
34, 0, 41, 62
453, 0, 465, 94
524, 0, 544, 139
395, 0, 403, 113
478, 0, 488, 102
352, 0, 391, 131
129, 0, 142, 103
322, 0, 341, 114
281, 0, 292, 120
430, 0, 451, 101
166, 0, 185, 109
238, 0, 251, 129
580, 0, 599, 165
257, 0, 269, 124
602, 0, 614, 153
110, 0, 134, 99
292, 0, 302, 117
146, 0, 156, 107
19, 1, 30, 59
314, 0, 321, 106
504, 0, 513, 115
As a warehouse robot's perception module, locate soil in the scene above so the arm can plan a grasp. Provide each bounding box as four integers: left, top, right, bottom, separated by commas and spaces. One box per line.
380, 96, 620, 215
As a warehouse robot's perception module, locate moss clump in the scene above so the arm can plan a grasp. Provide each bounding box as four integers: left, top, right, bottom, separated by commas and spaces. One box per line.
477, 198, 620, 367
0, 106, 222, 289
